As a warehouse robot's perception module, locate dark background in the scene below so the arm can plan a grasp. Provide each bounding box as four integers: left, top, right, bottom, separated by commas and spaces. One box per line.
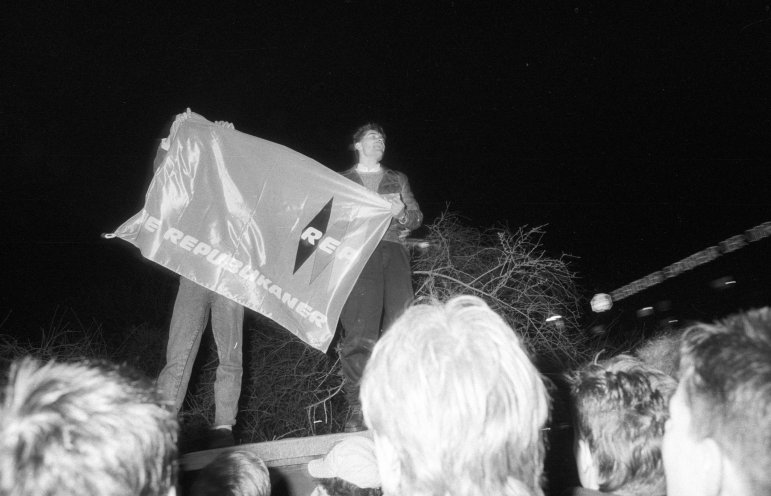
2, 1, 770, 334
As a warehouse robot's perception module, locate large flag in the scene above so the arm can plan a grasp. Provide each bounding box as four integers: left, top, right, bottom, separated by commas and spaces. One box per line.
109, 111, 392, 352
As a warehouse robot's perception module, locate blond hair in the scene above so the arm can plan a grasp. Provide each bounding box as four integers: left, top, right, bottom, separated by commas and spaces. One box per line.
361, 295, 549, 496
0, 357, 178, 496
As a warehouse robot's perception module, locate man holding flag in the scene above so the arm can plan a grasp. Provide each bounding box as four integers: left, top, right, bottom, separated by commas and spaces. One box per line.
110, 110, 400, 442
339, 123, 423, 432
154, 111, 243, 449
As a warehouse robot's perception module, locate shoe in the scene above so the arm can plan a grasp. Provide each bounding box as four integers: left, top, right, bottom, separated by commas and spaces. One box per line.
344, 405, 365, 433
207, 427, 235, 449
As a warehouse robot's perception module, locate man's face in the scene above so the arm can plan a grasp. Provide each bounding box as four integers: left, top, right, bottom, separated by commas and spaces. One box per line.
355, 130, 386, 161
663, 381, 714, 496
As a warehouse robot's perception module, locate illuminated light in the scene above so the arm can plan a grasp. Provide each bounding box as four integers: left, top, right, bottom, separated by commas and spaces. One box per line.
590, 293, 613, 312
545, 315, 563, 322
710, 276, 736, 290
637, 306, 654, 318
668, 319, 679, 324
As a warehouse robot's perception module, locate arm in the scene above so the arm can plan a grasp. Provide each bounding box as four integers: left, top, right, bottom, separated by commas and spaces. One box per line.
397, 173, 423, 231
154, 114, 234, 173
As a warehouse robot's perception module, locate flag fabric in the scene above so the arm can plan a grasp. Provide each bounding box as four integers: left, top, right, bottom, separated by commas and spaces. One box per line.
109, 111, 392, 352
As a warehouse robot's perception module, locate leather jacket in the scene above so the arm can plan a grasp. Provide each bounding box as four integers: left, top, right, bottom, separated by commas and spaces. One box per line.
341, 166, 423, 244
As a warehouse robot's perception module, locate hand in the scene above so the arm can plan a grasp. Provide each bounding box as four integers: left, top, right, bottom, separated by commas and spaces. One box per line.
175, 108, 192, 122
214, 120, 235, 130
389, 196, 405, 218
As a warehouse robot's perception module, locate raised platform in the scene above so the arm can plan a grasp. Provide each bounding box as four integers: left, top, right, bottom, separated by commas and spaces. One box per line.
180, 430, 373, 496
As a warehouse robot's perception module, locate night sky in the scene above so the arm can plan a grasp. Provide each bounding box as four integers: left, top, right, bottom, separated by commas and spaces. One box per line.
3, 2, 770, 330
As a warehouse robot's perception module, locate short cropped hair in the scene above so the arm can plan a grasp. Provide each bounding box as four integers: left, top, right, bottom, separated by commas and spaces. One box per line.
352, 123, 386, 145
361, 295, 550, 496
190, 449, 271, 496
317, 477, 383, 496
569, 355, 676, 496
677, 307, 771, 495
634, 329, 685, 378
0, 357, 178, 496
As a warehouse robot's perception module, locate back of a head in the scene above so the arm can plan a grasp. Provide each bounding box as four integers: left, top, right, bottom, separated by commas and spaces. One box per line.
360, 295, 549, 496
677, 307, 771, 495
190, 449, 271, 496
634, 329, 685, 378
0, 356, 178, 496
569, 354, 676, 496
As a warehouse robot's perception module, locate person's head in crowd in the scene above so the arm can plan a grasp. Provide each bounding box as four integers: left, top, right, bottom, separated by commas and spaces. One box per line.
360, 295, 550, 496
634, 328, 686, 378
308, 436, 382, 496
663, 307, 771, 496
569, 354, 676, 496
0, 356, 178, 496
352, 123, 386, 164
190, 449, 270, 496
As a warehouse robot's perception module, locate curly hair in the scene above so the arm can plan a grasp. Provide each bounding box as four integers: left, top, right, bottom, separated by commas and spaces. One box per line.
568, 354, 676, 496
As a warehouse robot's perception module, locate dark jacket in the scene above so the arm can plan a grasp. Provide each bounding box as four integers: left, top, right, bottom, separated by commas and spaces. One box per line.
341, 166, 423, 244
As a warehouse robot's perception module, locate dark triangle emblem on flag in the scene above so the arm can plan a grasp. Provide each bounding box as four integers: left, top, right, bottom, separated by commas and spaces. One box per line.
294, 198, 334, 274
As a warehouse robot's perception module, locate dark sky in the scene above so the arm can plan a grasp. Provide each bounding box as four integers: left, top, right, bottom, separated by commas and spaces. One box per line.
3, 1, 770, 320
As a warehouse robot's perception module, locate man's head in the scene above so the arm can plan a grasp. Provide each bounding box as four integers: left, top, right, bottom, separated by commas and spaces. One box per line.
352, 123, 386, 163
0, 357, 178, 496
191, 449, 271, 496
663, 308, 771, 496
360, 295, 550, 496
569, 354, 676, 496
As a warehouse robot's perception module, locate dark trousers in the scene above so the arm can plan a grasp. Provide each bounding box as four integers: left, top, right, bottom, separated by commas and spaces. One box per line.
339, 241, 413, 403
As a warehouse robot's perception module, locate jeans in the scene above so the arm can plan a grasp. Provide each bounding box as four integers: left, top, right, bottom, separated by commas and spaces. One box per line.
340, 241, 413, 403
156, 277, 244, 427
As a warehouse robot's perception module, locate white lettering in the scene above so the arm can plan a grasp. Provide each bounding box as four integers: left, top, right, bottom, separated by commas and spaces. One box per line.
301, 227, 323, 245
144, 216, 161, 233
309, 310, 327, 328
164, 228, 183, 244
238, 265, 259, 282
296, 302, 311, 318
281, 292, 298, 309
225, 258, 244, 274
158, 224, 329, 329
319, 237, 340, 254
179, 235, 198, 251
269, 284, 283, 299
192, 242, 212, 256
206, 249, 228, 265
256, 274, 272, 291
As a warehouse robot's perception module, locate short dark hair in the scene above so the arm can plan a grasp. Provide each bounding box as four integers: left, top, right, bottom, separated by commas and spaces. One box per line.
0, 357, 178, 496
190, 449, 271, 496
352, 123, 386, 146
678, 307, 771, 495
569, 354, 676, 495
318, 478, 383, 496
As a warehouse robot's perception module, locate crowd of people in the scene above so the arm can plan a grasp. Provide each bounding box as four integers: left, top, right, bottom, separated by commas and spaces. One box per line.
1, 121, 768, 496
0, 297, 768, 496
